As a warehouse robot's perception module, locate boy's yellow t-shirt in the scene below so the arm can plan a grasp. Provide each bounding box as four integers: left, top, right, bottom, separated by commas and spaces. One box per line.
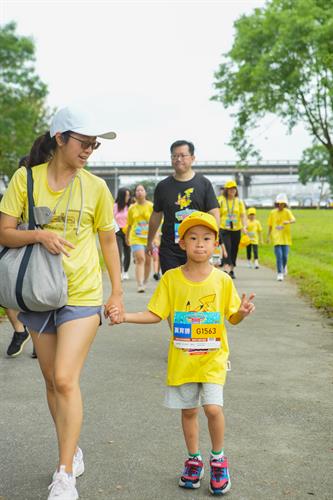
246, 219, 263, 245
148, 267, 241, 386
0, 164, 115, 306
127, 201, 153, 245
268, 208, 294, 245
219, 196, 245, 231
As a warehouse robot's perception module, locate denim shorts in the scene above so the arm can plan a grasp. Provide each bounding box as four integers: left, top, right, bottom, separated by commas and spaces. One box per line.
131, 244, 146, 253
18, 305, 102, 334
164, 383, 224, 409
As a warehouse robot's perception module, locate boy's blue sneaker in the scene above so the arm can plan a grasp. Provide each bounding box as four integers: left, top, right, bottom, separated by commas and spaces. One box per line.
179, 457, 204, 489
209, 456, 231, 495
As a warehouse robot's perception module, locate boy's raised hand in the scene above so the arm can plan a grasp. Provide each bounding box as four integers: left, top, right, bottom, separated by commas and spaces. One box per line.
239, 293, 256, 317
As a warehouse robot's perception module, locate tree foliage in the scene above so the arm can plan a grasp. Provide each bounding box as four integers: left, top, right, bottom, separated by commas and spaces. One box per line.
299, 144, 333, 192
0, 22, 49, 177
212, 0, 333, 179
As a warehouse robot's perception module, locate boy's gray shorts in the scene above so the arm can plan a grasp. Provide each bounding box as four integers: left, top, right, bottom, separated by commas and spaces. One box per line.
164, 383, 224, 409
18, 305, 102, 334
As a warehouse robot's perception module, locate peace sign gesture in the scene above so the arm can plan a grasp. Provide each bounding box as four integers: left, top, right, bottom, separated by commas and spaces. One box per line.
239, 292, 256, 317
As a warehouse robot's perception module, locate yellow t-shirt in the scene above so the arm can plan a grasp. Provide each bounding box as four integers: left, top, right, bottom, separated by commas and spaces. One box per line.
219, 197, 245, 230
128, 201, 153, 245
268, 208, 295, 246
0, 164, 115, 306
246, 219, 263, 245
148, 267, 241, 386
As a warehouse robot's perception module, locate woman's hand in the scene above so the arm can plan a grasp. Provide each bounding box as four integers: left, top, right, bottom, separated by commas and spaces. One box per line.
37, 230, 75, 257
106, 305, 124, 325
104, 292, 124, 323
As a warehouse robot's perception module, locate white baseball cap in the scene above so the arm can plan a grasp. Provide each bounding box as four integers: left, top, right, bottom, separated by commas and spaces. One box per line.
275, 193, 288, 204
50, 106, 117, 139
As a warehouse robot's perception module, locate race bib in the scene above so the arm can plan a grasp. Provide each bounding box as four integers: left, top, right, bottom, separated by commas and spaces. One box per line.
174, 209, 196, 243
173, 311, 222, 350
135, 221, 148, 238
211, 245, 221, 264
226, 214, 237, 229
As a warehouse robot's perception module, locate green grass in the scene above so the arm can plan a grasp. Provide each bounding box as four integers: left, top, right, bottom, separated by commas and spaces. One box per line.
239, 209, 333, 317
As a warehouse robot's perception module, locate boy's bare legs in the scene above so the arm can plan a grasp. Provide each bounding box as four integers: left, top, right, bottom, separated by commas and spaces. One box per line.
179, 408, 204, 489
204, 404, 231, 495
181, 408, 200, 454
203, 404, 225, 452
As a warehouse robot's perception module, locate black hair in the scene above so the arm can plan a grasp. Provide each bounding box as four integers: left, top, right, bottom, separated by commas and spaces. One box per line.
25, 131, 71, 168
115, 187, 131, 210
170, 140, 195, 155
223, 186, 239, 198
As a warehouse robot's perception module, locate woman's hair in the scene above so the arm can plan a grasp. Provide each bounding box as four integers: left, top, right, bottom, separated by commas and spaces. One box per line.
115, 187, 131, 210
223, 187, 239, 198
26, 131, 70, 168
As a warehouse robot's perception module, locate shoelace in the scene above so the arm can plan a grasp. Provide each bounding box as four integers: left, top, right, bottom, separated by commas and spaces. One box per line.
184, 461, 201, 477
48, 473, 74, 495
211, 460, 227, 481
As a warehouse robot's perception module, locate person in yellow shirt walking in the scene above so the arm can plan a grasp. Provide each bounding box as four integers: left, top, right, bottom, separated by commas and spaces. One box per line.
218, 180, 247, 279
108, 211, 255, 496
267, 193, 296, 281
0, 105, 123, 500
126, 184, 153, 292
246, 207, 263, 269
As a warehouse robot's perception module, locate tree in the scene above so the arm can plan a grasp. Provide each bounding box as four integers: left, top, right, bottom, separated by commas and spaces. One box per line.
0, 22, 49, 178
212, 0, 333, 172
299, 144, 333, 198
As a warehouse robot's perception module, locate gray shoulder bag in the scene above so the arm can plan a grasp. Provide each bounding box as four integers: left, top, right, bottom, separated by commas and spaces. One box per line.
0, 167, 68, 312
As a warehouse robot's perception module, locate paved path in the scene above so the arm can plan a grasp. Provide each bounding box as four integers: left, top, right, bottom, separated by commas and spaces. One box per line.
1, 262, 332, 500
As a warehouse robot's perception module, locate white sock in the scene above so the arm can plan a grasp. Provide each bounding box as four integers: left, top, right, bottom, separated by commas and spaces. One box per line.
211, 449, 224, 460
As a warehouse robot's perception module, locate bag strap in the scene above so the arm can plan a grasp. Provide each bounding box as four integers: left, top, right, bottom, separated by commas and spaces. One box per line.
26, 166, 37, 230
14, 167, 37, 312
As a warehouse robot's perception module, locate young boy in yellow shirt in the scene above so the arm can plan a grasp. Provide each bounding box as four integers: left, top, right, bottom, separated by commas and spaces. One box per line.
108, 211, 255, 496
246, 207, 263, 269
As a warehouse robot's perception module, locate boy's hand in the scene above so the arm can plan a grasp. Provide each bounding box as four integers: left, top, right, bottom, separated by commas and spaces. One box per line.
238, 292, 256, 317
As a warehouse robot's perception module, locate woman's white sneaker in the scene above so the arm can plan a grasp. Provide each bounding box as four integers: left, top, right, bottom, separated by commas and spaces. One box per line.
52, 448, 84, 481
48, 465, 78, 499
277, 273, 284, 281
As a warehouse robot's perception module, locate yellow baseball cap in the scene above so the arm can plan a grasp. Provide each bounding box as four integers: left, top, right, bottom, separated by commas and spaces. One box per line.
247, 207, 256, 215
178, 211, 219, 241
239, 234, 251, 248
224, 180, 237, 189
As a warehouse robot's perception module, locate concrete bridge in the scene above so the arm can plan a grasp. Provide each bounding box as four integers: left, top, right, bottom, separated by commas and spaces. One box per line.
88, 160, 299, 196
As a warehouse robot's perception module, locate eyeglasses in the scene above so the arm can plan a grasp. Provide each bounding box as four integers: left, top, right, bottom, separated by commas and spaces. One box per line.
67, 134, 101, 150
171, 154, 192, 160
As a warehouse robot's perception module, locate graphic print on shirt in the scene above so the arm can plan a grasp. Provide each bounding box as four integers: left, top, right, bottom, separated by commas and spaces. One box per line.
173, 293, 222, 352
174, 188, 196, 243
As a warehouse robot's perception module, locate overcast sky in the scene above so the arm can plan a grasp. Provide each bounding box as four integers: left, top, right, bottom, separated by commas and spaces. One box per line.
2, 0, 311, 163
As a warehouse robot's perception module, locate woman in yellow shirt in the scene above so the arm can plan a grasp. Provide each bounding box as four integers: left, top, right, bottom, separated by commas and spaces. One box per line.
0, 106, 123, 500
126, 184, 153, 292
267, 193, 296, 281
219, 180, 247, 279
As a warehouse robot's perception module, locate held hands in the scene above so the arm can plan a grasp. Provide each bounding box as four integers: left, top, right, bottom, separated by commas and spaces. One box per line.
38, 230, 75, 257
238, 292, 256, 318
104, 295, 124, 324
105, 305, 122, 325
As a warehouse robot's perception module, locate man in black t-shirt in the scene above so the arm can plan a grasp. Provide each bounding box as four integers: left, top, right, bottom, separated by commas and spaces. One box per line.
147, 140, 219, 273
